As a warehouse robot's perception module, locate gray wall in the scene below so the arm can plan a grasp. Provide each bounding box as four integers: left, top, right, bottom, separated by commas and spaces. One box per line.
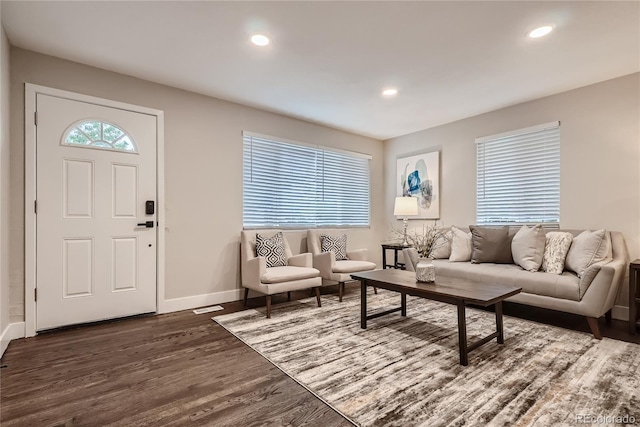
9, 48, 385, 321
384, 73, 640, 307
1, 9, 10, 333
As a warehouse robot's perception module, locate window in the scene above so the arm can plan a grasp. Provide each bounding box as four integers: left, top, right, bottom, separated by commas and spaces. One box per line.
476, 121, 560, 227
243, 132, 371, 228
63, 120, 137, 153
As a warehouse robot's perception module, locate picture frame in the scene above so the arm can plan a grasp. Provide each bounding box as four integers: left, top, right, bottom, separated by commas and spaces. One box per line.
396, 150, 440, 219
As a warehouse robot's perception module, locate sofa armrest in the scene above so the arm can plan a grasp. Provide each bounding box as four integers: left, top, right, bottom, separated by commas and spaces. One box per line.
289, 253, 312, 268
313, 251, 335, 279
243, 256, 266, 288
347, 249, 368, 261
579, 258, 626, 317
579, 260, 608, 299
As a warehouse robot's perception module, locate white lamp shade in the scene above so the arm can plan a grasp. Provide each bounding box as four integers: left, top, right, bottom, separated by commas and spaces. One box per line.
394, 196, 419, 216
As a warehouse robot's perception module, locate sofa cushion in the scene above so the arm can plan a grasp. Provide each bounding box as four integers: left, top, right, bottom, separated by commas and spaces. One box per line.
333, 260, 377, 274
256, 232, 288, 268
565, 229, 609, 278
431, 228, 452, 259
449, 226, 472, 262
261, 266, 319, 284
511, 224, 546, 272
432, 260, 580, 301
541, 232, 573, 274
469, 225, 513, 264
321, 233, 348, 261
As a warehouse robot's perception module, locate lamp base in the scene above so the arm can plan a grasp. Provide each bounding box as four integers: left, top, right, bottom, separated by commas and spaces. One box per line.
402, 217, 409, 246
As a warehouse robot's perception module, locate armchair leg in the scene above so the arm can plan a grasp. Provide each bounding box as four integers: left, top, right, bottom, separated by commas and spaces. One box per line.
339, 282, 344, 302
586, 316, 602, 339
374, 287, 378, 294
315, 287, 321, 307
244, 288, 249, 306
287, 291, 291, 301
266, 295, 272, 319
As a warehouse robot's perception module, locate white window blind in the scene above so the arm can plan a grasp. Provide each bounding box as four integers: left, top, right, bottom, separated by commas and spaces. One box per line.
243, 132, 371, 228
476, 122, 560, 227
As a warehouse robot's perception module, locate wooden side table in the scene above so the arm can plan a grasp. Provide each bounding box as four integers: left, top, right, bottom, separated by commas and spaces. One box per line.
630, 259, 640, 334
381, 243, 408, 270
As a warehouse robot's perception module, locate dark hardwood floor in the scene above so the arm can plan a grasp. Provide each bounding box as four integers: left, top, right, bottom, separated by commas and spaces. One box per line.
1, 283, 638, 426
0, 289, 353, 427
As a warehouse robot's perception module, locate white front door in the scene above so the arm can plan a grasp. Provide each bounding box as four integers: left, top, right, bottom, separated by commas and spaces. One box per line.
36, 94, 157, 331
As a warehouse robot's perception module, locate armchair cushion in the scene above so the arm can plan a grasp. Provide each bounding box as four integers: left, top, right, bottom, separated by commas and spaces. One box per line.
333, 260, 376, 274
261, 266, 320, 284
321, 233, 348, 260
256, 232, 288, 267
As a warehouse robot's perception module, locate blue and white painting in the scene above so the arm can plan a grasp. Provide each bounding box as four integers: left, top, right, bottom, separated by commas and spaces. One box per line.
396, 150, 440, 219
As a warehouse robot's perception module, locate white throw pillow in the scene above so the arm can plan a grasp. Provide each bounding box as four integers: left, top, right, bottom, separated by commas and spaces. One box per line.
541, 232, 573, 275
565, 229, 609, 278
449, 226, 472, 262
511, 224, 546, 272
431, 229, 452, 259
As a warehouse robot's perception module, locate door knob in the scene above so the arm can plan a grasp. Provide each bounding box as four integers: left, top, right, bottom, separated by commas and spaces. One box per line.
137, 221, 154, 228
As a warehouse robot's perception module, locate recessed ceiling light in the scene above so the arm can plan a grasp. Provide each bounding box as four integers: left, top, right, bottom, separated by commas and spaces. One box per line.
251, 34, 270, 46
382, 88, 398, 97
528, 26, 553, 39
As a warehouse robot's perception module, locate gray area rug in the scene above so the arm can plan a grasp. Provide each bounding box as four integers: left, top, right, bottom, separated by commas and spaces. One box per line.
213, 289, 640, 426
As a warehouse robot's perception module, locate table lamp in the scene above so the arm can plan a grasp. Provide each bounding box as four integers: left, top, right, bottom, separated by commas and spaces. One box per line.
394, 196, 419, 246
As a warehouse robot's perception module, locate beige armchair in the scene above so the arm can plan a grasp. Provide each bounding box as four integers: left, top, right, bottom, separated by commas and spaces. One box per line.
241, 230, 322, 318
307, 230, 377, 301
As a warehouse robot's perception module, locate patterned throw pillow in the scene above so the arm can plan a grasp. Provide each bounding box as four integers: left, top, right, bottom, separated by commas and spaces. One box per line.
256, 232, 288, 268
541, 232, 574, 275
321, 234, 348, 261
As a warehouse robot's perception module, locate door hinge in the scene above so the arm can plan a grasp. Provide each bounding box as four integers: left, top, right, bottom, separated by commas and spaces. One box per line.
34, 200, 37, 214
34, 112, 38, 126
34, 288, 37, 302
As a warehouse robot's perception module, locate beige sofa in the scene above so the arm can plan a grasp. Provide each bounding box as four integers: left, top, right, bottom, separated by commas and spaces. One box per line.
405, 229, 629, 339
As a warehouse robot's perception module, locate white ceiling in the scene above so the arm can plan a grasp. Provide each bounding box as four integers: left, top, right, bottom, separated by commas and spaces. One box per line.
2, 1, 639, 140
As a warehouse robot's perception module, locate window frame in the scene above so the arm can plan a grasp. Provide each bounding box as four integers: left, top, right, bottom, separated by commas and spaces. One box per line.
475, 121, 560, 228
242, 131, 372, 230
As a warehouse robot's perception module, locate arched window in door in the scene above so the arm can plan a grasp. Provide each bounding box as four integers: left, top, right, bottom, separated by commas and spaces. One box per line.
62, 120, 138, 153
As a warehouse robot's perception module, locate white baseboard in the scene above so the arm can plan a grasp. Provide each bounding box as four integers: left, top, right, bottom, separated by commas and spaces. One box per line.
1, 322, 26, 357
160, 289, 243, 314
611, 305, 629, 321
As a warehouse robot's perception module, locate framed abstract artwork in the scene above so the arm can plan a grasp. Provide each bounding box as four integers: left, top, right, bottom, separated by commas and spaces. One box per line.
396, 150, 440, 219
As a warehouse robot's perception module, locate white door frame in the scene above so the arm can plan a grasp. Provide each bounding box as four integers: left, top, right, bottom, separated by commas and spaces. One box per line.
25, 83, 166, 337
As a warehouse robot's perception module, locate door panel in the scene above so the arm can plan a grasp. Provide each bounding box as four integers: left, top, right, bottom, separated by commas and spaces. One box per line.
112, 164, 138, 218
63, 159, 94, 218
62, 238, 94, 297
36, 94, 157, 330
112, 237, 138, 292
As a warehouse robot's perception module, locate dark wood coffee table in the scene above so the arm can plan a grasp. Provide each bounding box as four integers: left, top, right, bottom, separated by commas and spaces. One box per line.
351, 269, 522, 366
